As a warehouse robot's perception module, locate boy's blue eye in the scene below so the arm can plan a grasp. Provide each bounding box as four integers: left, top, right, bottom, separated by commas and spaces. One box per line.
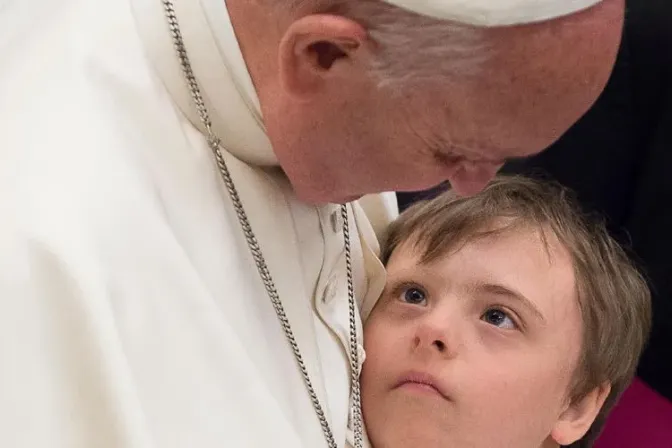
481, 308, 516, 330
402, 287, 427, 305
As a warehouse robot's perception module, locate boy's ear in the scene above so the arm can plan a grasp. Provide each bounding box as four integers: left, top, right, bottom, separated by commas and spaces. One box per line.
551, 382, 611, 446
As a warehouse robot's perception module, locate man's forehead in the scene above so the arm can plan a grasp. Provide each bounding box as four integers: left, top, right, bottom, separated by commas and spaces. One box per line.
382, 0, 604, 27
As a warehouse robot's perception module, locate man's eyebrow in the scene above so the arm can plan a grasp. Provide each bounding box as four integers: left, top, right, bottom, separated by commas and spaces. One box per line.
432, 147, 508, 166
432, 148, 463, 166
429, 136, 533, 165
475, 282, 546, 322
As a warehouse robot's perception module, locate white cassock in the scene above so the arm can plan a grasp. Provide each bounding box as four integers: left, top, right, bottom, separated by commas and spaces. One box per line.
0, 1, 394, 447
0, 0, 605, 446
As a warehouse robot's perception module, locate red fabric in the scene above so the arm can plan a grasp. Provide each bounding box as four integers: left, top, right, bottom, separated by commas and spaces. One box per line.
594, 378, 672, 448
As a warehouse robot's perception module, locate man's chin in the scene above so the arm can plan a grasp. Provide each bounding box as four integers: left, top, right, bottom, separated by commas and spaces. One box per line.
339, 194, 363, 204
318, 195, 363, 205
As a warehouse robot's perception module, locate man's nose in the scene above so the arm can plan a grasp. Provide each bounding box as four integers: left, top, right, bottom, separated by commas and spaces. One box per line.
448, 161, 504, 196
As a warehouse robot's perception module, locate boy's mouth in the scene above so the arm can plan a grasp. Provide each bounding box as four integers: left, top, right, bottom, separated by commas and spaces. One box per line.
394, 371, 451, 401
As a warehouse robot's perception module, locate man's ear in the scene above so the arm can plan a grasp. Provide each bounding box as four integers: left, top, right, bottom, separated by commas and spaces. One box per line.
278, 14, 367, 100
551, 382, 611, 446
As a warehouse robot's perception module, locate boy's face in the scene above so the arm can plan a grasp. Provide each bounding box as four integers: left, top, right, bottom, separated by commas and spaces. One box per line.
362, 225, 584, 448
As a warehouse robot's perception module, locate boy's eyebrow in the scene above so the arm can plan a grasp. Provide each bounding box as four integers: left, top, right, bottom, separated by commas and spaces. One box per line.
476, 282, 546, 322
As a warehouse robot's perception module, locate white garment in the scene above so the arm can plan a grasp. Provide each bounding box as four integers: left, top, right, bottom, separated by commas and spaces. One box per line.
384, 0, 603, 26
0, 1, 394, 447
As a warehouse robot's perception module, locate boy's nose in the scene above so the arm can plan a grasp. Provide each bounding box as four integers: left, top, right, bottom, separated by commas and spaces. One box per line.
412, 313, 460, 359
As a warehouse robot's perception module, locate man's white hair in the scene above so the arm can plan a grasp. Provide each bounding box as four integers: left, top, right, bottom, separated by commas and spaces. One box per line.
271, 0, 491, 88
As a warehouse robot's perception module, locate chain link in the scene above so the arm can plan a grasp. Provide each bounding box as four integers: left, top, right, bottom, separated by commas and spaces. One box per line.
342, 205, 363, 448
160, 2, 363, 447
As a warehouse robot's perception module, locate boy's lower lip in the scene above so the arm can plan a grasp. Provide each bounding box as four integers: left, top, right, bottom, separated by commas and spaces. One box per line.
393, 371, 452, 400
397, 381, 448, 400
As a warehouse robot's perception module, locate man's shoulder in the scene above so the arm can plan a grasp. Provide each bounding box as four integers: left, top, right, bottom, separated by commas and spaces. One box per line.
0, 0, 166, 159
0, 0, 189, 222
0, 0, 178, 254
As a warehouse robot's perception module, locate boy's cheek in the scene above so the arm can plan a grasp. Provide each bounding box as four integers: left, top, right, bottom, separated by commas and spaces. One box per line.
362, 318, 390, 356
363, 319, 406, 370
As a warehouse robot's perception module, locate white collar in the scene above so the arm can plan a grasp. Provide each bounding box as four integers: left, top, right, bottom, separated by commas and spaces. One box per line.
131, 0, 277, 166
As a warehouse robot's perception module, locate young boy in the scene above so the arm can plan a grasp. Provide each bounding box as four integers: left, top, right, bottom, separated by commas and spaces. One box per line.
359, 176, 652, 448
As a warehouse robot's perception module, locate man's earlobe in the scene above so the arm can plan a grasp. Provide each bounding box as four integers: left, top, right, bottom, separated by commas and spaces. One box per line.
551, 382, 611, 446
278, 14, 366, 100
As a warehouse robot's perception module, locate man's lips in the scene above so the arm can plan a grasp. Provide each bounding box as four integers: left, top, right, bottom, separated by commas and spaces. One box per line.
394, 371, 451, 400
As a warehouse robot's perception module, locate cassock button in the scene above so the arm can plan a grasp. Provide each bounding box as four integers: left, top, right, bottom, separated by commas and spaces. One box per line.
330, 210, 344, 233
357, 343, 366, 375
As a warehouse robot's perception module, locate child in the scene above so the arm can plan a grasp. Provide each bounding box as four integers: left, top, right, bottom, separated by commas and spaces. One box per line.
359, 176, 652, 448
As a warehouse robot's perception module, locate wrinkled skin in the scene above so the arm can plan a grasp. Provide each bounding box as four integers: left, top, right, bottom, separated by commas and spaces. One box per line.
229, 0, 624, 202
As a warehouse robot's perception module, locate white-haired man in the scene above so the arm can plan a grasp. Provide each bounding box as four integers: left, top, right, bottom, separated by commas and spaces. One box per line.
0, 0, 623, 447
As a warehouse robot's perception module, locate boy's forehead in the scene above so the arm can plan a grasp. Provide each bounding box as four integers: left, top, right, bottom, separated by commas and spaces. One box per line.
395, 217, 560, 266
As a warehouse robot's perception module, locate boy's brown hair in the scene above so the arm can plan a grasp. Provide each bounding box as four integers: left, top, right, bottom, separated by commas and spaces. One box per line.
381, 176, 651, 447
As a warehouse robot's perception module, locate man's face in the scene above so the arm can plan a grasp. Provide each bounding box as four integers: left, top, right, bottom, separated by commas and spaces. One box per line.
262, 0, 623, 203
361, 226, 584, 448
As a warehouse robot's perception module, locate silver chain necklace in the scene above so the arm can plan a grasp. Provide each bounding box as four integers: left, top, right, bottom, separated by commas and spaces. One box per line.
160, 2, 363, 447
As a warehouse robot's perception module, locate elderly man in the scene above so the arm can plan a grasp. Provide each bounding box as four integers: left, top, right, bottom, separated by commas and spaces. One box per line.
0, 1, 622, 447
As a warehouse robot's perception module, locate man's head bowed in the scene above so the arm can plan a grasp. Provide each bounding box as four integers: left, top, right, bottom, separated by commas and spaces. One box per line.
230, 0, 624, 203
